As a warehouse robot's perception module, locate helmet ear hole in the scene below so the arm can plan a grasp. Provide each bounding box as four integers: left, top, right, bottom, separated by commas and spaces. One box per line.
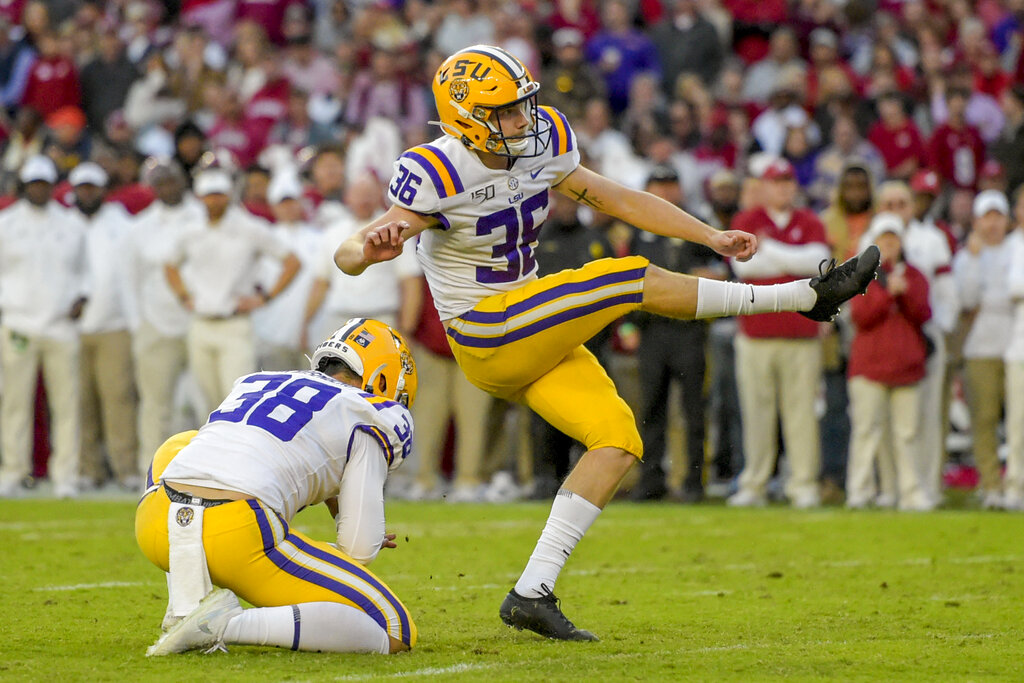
377, 373, 387, 395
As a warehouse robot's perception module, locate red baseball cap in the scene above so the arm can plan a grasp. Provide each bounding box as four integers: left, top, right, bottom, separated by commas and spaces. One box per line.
980, 159, 1005, 179
761, 158, 795, 181
910, 169, 940, 195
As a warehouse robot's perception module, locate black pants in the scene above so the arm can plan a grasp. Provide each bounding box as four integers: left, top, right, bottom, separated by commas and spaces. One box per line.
635, 323, 708, 493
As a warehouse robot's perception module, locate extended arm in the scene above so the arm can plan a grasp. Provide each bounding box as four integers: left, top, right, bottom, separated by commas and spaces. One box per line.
554, 165, 757, 260
334, 205, 438, 276
335, 430, 390, 565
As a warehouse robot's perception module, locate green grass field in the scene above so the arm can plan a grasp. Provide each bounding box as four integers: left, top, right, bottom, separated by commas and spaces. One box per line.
3, 498, 1024, 681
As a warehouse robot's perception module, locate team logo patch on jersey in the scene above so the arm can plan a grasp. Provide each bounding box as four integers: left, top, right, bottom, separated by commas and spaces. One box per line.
507, 176, 520, 191
353, 330, 376, 348
449, 79, 469, 103
175, 507, 195, 527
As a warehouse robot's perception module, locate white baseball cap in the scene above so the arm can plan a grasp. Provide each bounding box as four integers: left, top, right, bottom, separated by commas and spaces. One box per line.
267, 172, 303, 205
865, 212, 905, 243
973, 190, 1009, 218
69, 162, 109, 187
19, 155, 57, 184
193, 168, 234, 197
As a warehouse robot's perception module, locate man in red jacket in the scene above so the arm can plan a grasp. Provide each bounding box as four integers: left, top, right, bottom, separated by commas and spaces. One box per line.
20, 32, 80, 117
927, 88, 985, 191
727, 159, 832, 508
847, 213, 932, 510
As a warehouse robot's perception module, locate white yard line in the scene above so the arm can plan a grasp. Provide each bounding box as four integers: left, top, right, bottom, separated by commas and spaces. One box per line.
34, 581, 148, 592
334, 662, 495, 681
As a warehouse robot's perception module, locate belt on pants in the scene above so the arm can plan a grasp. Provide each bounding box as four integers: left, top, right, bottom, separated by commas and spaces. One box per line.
162, 481, 236, 508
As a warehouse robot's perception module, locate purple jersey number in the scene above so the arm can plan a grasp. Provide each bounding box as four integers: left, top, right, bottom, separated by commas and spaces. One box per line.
209, 374, 342, 442
475, 190, 549, 284
389, 165, 422, 206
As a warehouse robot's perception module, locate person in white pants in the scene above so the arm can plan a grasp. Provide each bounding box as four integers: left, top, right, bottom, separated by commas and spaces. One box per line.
847, 213, 933, 510
163, 167, 301, 414
128, 161, 203, 472
0, 156, 89, 498
872, 178, 958, 507
70, 162, 140, 491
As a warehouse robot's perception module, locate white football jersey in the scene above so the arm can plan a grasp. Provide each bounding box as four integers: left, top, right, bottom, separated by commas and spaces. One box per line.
387, 106, 581, 320
160, 370, 413, 520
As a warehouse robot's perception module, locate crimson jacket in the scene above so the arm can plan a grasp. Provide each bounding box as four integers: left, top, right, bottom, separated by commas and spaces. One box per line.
848, 262, 932, 386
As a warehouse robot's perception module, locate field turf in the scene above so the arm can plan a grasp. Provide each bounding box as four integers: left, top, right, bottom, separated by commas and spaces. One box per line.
3, 498, 1024, 681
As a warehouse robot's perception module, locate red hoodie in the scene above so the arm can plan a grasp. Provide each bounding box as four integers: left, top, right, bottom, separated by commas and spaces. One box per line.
848, 262, 931, 386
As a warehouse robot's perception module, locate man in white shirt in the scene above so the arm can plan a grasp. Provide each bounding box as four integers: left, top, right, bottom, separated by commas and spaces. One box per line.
70, 162, 140, 491
0, 156, 89, 498
164, 167, 301, 414
138, 319, 418, 656
303, 173, 420, 344
129, 161, 204, 472
953, 191, 1013, 508
252, 173, 323, 370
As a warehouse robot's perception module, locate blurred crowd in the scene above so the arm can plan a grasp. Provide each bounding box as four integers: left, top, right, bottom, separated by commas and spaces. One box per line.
0, 0, 1022, 510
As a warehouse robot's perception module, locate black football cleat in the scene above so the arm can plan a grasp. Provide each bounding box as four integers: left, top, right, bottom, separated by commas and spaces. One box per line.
500, 585, 599, 641
800, 245, 881, 323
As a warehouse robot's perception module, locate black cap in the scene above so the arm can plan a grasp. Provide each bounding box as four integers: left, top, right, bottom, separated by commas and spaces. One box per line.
647, 164, 679, 184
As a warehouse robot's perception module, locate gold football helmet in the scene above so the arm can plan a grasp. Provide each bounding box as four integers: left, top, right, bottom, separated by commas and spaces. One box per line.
432, 44, 551, 157
310, 318, 418, 408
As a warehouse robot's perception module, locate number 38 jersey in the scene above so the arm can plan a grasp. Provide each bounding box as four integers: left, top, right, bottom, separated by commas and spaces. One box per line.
160, 371, 414, 520
387, 106, 580, 320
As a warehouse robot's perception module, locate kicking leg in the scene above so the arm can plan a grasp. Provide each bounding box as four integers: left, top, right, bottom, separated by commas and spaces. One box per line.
640, 245, 879, 323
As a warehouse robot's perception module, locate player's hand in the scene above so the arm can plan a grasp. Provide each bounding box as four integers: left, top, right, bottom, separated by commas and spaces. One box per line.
364, 221, 409, 264
381, 533, 397, 550
709, 230, 758, 261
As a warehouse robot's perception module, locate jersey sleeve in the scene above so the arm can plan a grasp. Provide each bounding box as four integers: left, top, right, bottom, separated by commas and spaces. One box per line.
335, 428, 388, 565
538, 106, 581, 184
357, 396, 415, 472
387, 149, 446, 215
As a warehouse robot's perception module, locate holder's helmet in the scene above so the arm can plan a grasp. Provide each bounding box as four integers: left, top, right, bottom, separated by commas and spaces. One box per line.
310, 318, 418, 408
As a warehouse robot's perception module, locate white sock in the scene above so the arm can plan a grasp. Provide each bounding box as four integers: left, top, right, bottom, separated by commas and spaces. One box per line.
514, 489, 602, 598
694, 278, 817, 319
223, 603, 390, 654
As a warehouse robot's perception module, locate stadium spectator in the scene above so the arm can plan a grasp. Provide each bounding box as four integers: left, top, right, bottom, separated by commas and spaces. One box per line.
1, 106, 43, 178
819, 162, 876, 500
163, 166, 301, 413
305, 144, 349, 227
846, 212, 933, 510
928, 87, 985, 191
0, 155, 87, 499
741, 27, 804, 104
728, 159, 830, 508
43, 105, 89, 176
751, 71, 815, 157
629, 165, 724, 502
252, 172, 322, 370
541, 28, 607, 124
21, 31, 80, 117
241, 164, 274, 222
650, 0, 724, 92
585, 0, 661, 114
281, 32, 341, 97
124, 52, 188, 132
128, 161, 202, 472
79, 28, 138, 133
868, 91, 926, 182
953, 190, 1013, 508
811, 118, 884, 216
0, 15, 37, 111
1004, 187, 1024, 511
344, 44, 429, 145
173, 120, 206, 181
434, 0, 495, 57
879, 177, 958, 507
69, 162, 139, 492
931, 62, 1004, 144
991, 85, 1024, 197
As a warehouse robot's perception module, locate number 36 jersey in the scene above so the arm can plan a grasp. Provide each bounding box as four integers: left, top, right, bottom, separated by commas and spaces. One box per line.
160, 371, 414, 520
387, 106, 580, 320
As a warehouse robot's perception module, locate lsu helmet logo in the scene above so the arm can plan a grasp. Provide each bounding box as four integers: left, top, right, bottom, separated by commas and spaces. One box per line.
449, 79, 469, 103
175, 507, 195, 527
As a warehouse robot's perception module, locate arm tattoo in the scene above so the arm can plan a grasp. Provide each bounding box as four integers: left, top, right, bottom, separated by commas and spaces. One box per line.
568, 186, 604, 210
